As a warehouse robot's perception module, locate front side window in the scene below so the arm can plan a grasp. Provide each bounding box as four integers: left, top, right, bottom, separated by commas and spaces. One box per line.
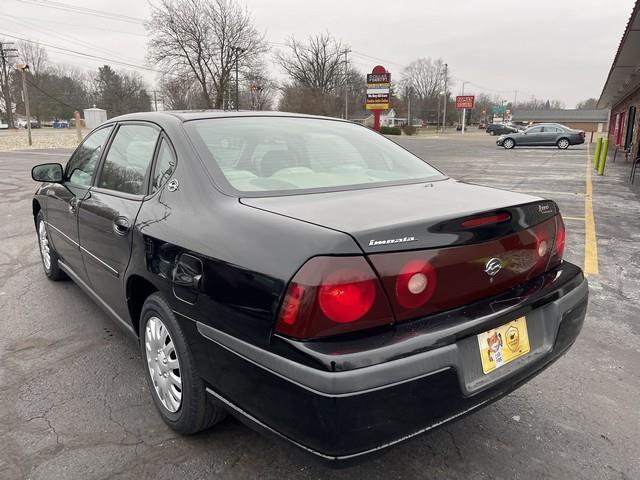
527, 126, 543, 134
152, 139, 176, 193
98, 124, 160, 195
65, 126, 113, 186
185, 117, 445, 195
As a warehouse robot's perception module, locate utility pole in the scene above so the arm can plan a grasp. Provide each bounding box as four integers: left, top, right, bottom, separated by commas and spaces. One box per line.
442, 63, 448, 133
513, 89, 518, 108
233, 47, 245, 112
343, 49, 351, 120
153, 90, 158, 111
15, 64, 31, 145
0, 42, 18, 128
461, 81, 469, 134
407, 87, 411, 129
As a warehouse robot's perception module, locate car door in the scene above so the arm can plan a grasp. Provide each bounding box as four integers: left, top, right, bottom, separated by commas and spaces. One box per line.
522, 125, 544, 145
78, 122, 161, 320
540, 126, 561, 145
44, 125, 114, 281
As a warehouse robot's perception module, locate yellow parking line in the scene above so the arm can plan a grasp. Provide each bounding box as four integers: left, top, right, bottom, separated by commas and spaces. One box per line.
584, 148, 599, 276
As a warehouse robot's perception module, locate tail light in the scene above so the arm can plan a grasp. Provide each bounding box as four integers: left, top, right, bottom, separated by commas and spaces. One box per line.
275, 256, 394, 339
548, 214, 565, 268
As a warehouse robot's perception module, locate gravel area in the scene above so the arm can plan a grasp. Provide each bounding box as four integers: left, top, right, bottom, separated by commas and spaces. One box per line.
0, 130, 88, 151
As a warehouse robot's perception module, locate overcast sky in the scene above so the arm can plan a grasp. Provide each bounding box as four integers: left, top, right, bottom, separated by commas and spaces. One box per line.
0, 0, 634, 107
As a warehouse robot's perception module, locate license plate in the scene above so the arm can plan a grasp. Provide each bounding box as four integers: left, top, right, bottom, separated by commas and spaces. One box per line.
477, 317, 530, 374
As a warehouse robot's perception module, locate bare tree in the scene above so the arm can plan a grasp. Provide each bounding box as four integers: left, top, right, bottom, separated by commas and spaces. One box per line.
147, 0, 267, 109
18, 41, 48, 78
275, 33, 346, 94
242, 66, 277, 110
160, 75, 207, 110
576, 98, 598, 109
401, 58, 448, 101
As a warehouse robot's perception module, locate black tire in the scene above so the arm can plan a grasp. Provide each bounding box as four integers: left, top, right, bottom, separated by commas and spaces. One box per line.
36, 211, 66, 281
557, 138, 570, 150
503, 138, 515, 149
139, 293, 226, 434
489, 131, 496, 136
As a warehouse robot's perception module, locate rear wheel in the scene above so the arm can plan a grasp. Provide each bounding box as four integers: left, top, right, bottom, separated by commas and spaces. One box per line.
557, 138, 570, 149
140, 293, 226, 434
503, 138, 515, 149
489, 131, 496, 136
36, 211, 66, 281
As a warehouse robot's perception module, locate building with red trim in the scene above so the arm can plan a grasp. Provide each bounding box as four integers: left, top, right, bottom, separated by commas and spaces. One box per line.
598, 1, 640, 161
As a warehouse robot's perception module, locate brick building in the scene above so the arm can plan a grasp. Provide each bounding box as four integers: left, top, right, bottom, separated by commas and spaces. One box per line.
598, 0, 640, 161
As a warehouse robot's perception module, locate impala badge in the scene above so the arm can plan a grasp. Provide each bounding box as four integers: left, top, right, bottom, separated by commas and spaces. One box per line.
484, 258, 503, 277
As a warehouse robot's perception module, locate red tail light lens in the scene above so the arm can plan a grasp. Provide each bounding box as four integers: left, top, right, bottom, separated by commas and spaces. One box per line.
548, 214, 566, 268
275, 256, 394, 339
318, 269, 376, 323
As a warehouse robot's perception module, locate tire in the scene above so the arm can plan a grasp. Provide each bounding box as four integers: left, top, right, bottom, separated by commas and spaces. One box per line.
557, 138, 570, 149
489, 131, 496, 136
503, 138, 515, 149
140, 293, 226, 434
36, 211, 66, 281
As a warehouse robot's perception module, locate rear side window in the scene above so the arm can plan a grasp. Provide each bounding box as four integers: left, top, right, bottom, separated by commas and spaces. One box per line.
152, 139, 176, 193
98, 124, 160, 195
65, 126, 113, 186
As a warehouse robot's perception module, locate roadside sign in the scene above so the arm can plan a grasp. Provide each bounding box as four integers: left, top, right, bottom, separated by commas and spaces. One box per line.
366, 72, 390, 111
455, 95, 475, 110
491, 105, 506, 114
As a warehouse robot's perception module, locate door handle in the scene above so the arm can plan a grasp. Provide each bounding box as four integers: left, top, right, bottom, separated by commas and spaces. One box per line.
68, 197, 78, 214
113, 216, 130, 235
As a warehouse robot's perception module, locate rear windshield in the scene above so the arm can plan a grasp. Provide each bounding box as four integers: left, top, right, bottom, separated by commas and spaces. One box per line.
184, 117, 445, 196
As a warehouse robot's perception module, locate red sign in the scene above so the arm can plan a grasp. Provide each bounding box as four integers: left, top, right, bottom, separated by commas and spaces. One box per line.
455, 95, 475, 109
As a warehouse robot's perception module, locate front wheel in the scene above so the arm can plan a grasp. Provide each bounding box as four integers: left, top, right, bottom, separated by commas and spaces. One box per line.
140, 293, 226, 434
557, 138, 570, 149
489, 131, 496, 136
503, 138, 515, 149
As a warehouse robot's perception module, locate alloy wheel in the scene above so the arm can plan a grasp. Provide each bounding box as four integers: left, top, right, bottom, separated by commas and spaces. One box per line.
145, 316, 182, 412
38, 220, 51, 271
558, 139, 569, 149
504, 139, 515, 149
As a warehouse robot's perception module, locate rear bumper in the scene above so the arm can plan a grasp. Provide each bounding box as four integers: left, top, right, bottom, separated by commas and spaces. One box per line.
193, 262, 588, 460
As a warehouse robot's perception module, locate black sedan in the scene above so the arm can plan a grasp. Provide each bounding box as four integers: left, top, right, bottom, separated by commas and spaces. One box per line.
31, 111, 588, 461
486, 123, 519, 135
496, 123, 586, 149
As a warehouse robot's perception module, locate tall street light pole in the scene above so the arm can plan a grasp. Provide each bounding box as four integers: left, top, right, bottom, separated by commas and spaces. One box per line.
16, 63, 31, 146
461, 81, 469, 134
442, 63, 448, 133
343, 49, 351, 120
234, 47, 245, 111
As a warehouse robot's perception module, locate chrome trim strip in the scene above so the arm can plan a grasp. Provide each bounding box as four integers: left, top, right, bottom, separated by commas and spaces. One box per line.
45, 221, 78, 247
58, 260, 135, 337
80, 246, 119, 277
205, 386, 490, 461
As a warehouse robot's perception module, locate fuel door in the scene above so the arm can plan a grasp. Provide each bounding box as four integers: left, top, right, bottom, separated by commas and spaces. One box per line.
172, 253, 203, 304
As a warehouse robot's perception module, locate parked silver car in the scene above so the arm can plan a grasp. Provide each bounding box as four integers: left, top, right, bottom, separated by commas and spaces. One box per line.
496, 123, 585, 149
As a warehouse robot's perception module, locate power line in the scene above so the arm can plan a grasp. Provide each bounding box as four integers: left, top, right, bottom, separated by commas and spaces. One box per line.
13, 0, 145, 25
0, 31, 173, 76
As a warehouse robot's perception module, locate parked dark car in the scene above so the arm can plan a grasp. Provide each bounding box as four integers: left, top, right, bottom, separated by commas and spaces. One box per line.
496, 123, 586, 149
31, 111, 588, 462
486, 123, 519, 135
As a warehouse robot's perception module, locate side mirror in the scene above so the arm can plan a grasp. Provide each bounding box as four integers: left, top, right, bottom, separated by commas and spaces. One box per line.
32, 163, 63, 183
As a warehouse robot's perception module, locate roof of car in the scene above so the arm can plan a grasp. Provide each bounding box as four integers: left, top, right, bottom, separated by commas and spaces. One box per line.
106, 110, 348, 124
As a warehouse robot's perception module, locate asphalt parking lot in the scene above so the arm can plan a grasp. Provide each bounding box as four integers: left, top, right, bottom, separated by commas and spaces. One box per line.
1, 135, 638, 480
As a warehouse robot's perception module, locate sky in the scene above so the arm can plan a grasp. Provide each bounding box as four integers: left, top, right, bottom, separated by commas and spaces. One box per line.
0, 0, 634, 108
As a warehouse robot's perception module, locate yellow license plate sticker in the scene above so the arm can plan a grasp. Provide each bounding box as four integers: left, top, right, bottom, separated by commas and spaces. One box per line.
477, 317, 530, 374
